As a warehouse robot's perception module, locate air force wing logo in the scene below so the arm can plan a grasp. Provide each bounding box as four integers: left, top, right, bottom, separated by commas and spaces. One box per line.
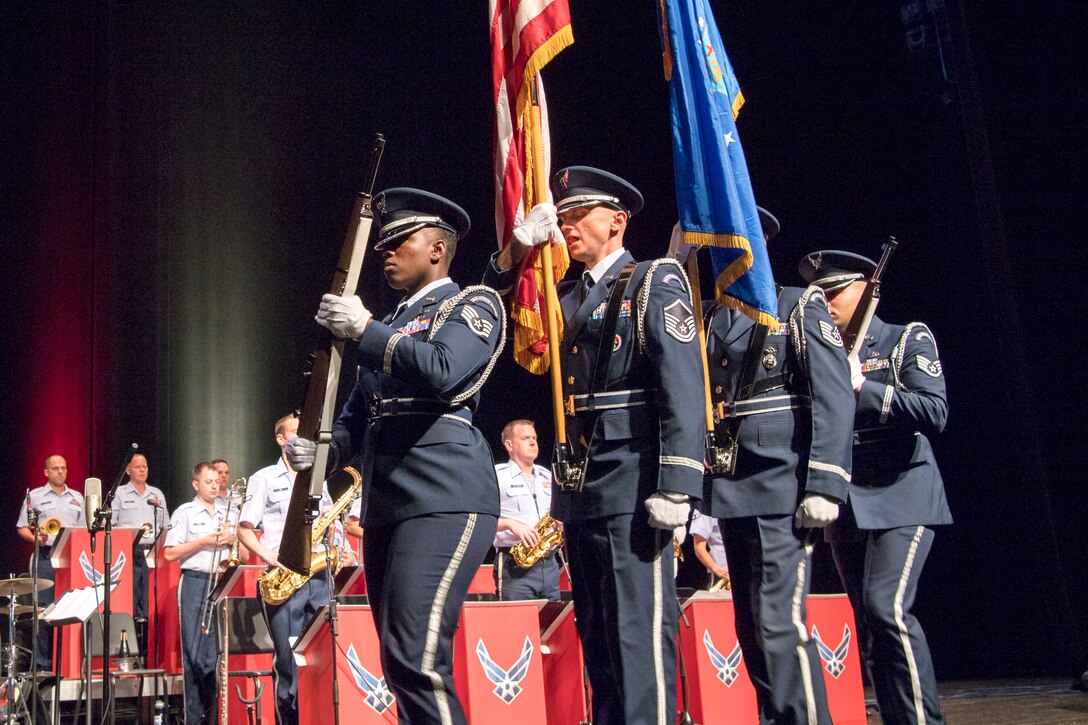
345, 644, 395, 714
702, 630, 743, 686
460, 305, 494, 339
476, 636, 533, 704
663, 299, 696, 343
916, 354, 943, 378
79, 551, 126, 587
811, 624, 851, 679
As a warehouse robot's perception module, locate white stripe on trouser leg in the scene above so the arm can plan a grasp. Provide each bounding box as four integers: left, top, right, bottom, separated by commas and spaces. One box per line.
422, 513, 477, 725
791, 539, 818, 725
652, 531, 666, 725
894, 526, 927, 725
496, 551, 504, 600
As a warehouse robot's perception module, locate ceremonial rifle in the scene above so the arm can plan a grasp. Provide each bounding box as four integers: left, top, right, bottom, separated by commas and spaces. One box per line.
842, 236, 898, 357
278, 135, 385, 576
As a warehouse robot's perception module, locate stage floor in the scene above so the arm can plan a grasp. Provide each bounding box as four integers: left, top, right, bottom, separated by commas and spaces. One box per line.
864, 678, 1088, 724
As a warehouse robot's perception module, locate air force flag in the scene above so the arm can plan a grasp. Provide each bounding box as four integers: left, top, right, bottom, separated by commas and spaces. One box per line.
658, 0, 778, 326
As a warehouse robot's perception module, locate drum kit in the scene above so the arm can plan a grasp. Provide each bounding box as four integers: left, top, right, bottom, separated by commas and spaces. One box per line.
1, 576, 51, 723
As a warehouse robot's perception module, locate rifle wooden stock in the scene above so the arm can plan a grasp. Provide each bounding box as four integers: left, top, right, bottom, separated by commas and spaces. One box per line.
842, 236, 898, 356
278, 135, 385, 577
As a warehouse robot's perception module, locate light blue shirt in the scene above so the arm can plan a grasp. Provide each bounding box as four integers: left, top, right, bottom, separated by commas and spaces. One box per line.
164, 497, 230, 572
688, 510, 727, 570
493, 460, 552, 548
17, 484, 85, 547
110, 482, 169, 538
239, 457, 334, 554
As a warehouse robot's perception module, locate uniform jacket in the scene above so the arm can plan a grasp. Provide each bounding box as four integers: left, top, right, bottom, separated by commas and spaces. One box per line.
486, 250, 707, 523
702, 285, 855, 519
333, 281, 504, 527
837, 315, 952, 529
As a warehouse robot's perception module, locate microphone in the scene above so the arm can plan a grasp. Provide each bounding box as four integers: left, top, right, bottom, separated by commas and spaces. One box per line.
147, 499, 162, 508
84, 477, 102, 533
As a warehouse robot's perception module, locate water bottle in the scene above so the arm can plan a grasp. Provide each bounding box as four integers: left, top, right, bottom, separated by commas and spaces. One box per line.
153, 698, 165, 725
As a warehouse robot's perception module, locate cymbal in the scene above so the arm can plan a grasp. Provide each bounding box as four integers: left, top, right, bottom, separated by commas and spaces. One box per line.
0, 578, 52, 596
0, 602, 35, 617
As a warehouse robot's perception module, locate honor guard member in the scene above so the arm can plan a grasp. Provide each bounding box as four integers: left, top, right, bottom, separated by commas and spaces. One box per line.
164, 462, 234, 725
493, 419, 561, 601
486, 167, 706, 725
701, 210, 855, 724
236, 414, 334, 725
110, 453, 168, 659
688, 510, 729, 590
289, 188, 503, 725
802, 250, 951, 725
16, 454, 84, 669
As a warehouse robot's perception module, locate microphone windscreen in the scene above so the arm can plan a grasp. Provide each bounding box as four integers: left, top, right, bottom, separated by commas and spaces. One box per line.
84, 477, 102, 530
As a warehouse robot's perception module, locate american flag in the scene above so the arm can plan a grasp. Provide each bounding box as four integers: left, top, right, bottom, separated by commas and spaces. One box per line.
490, 0, 573, 373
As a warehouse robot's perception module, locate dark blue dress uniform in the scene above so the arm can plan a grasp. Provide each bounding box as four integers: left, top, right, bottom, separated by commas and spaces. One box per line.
703, 284, 855, 725
485, 167, 707, 725
331, 188, 502, 725
802, 250, 951, 725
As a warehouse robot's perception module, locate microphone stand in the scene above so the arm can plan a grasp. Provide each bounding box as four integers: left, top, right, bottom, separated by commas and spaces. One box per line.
24, 503, 41, 725
148, 503, 165, 671
675, 593, 695, 725
324, 524, 341, 725
89, 443, 138, 724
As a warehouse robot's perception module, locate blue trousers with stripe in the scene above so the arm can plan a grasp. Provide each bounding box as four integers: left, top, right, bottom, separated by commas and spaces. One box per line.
262, 575, 329, 725
178, 571, 218, 724
565, 513, 677, 725
363, 512, 496, 725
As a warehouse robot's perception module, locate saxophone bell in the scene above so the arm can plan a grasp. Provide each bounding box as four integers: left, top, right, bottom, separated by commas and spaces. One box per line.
509, 512, 564, 569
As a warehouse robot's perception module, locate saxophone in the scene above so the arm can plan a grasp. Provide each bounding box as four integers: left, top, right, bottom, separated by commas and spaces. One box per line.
258, 467, 362, 605
510, 512, 564, 569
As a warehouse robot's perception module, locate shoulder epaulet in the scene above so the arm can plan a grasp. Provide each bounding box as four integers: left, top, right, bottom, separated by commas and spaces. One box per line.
427, 284, 507, 405
891, 322, 940, 387
636, 258, 694, 351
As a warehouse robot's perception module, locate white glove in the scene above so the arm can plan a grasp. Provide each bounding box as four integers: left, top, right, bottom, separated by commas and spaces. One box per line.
316, 294, 372, 340
793, 493, 841, 529
512, 203, 560, 249
285, 437, 316, 471
848, 353, 864, 392
644, 491, 691, 530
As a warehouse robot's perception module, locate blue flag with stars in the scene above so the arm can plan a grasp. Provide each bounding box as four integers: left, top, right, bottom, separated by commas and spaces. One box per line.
657, 0, 778, 325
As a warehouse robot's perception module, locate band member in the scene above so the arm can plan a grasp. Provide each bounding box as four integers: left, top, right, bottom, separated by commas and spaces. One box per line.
493, 419, 560, 601
488, 167, 706, 724
16, 454, 84, 669
702, 211, 855, 723
290, 188, 503, 724
210, 459, 230, 501
688, 510, 728, 590
236, 415, 333, 725
801, 250, 951, 724
110, 452, 169, 658
164, 462, 233, 725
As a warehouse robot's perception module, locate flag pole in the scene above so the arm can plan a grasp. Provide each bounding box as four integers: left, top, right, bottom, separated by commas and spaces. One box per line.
684, 247, 716, 433
529, 77, 569, 446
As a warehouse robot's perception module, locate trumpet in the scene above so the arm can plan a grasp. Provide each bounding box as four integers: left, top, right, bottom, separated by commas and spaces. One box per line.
200, 477, 247, 636
42, 517, 63, 537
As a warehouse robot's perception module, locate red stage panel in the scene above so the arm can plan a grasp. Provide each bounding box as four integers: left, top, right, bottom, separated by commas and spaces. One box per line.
50, 527, 135, 678
295, 604, 397, 723
454, 601, 548, 723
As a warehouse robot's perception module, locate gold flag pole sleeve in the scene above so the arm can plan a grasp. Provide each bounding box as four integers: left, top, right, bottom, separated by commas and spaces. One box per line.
528, 78, 569, 446
684, 248, 716, 433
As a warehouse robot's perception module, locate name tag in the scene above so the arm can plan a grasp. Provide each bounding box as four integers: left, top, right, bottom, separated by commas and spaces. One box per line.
121, 498, 138, 509
188, 519, 211, 534
39, 499, 56, 510
507, 482, 529, 494
268, 485, 290, 503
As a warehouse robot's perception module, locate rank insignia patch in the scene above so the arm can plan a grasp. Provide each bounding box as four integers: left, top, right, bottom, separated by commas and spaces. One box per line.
460, 306, 493, 338
818, 320, 844, 348
663, 299, 696, 343
916, 355, 942, 377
